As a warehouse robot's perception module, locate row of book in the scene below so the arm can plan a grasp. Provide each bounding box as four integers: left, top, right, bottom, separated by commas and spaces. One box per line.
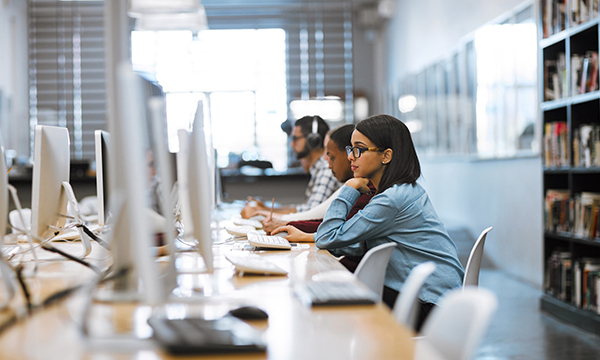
543, 121, 569, 167
544, 51, 599, 101
545, 251, 600, 313
543, 0, 566, 38
573, 123, 600, 167
543, 0, 599, 39
545, 190, 600, 238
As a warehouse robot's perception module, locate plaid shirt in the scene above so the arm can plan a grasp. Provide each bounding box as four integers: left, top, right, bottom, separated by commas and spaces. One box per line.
296, 157, 340, 212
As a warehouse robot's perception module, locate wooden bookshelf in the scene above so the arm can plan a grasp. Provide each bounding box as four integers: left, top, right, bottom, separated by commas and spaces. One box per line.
540, 0, 600, 335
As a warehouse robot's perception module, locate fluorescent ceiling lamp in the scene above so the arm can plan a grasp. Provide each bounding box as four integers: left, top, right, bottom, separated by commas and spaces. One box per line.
128, 0, 200, 18
290, 99, 344, 122
398, 94, 417, 113
135, 7, 208, 32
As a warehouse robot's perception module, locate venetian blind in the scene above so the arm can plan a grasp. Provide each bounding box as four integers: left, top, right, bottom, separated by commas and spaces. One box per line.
28, 0, 105, 162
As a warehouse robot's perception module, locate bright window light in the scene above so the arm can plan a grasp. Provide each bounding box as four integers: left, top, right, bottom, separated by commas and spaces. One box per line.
131, 29, 288, 171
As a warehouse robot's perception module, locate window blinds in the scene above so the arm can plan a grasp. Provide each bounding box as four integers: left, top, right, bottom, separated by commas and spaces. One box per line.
28, 0, 105, 161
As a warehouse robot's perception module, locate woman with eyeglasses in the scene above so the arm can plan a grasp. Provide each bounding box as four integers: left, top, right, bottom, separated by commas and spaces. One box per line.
314, 114, 464, 332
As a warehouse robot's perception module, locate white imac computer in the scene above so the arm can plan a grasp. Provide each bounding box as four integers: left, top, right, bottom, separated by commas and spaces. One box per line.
94, 130, 110, 227
186, 100, 214, 272
30, 125, 92, 258
0, 130, 17, 308
99, 64, 162, 304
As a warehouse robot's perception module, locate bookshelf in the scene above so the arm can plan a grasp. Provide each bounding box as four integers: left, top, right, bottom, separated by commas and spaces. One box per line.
540, 0, 600, 335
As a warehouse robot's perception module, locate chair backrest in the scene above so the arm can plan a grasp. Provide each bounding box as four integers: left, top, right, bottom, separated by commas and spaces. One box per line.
415, 287, 498, 360
392, 261, 436, 331
354, 242, 397, 299
463, 227, 493, 289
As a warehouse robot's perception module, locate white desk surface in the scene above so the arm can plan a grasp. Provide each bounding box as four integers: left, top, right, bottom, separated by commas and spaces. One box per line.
0, 209, 416, 360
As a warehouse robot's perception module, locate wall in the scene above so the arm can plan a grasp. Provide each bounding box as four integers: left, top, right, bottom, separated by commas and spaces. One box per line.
0, 0, 29, 162
383, 0, 544, 287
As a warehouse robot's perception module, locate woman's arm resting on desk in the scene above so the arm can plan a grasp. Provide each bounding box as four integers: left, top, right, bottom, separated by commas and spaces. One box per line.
272, 225, 315, 243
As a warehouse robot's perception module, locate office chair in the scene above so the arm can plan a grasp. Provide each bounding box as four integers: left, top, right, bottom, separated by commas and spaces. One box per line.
392, 261, 436, 332
354, 242, 397, 299
463, 227, 493, 290
414, 287, 498, 360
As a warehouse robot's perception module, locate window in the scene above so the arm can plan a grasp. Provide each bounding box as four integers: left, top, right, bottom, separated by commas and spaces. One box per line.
131, 28, 289, 171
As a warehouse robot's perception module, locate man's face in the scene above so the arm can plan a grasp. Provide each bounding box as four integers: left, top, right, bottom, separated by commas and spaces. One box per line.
326, 139, 353, 183
291, 125, 310, 159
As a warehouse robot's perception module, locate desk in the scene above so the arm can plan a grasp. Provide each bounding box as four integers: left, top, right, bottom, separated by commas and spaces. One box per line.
0, 212, 415, 359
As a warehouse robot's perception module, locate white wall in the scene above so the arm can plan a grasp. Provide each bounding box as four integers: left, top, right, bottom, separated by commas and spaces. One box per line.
0, 0, 29, 161
383, 0, 544, 287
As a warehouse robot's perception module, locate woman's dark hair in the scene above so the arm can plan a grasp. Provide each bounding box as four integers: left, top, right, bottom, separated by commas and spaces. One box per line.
328, 124, 355, 150
355, 114, 420, 193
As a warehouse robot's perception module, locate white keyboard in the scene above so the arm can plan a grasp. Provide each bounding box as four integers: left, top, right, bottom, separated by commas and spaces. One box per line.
247, 232, 292, 250
225, 255, 288, 275
225, 225, 257, 237
233, 218, 263, 229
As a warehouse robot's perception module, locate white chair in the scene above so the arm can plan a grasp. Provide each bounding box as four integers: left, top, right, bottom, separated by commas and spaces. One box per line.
463, 227, 493, 290
392, 261, 436, 331
354, 242, 397, 299
414, 287, 498, 360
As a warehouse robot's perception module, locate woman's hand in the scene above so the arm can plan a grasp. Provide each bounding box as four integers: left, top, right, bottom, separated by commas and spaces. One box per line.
272, 225, 315, 243
262, 218, 288, 234
345, 178, 372, 194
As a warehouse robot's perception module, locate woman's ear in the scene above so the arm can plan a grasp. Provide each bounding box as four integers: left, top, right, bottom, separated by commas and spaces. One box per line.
382, 149, 393, 165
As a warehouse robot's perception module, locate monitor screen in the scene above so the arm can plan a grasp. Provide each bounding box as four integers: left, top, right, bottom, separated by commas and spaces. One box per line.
94, 130, 110, 227
30, 125, 70, 241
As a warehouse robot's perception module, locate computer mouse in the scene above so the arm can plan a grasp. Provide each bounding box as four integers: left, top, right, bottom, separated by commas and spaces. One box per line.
227, 306, 269, 320
311, 270, 356, 283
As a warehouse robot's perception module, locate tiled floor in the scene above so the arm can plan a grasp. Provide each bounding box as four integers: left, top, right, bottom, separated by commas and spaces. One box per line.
448, 229, 600, 360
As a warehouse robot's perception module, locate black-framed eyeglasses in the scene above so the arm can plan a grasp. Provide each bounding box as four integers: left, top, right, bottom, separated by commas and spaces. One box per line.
345, 146, 382, 158
291, 135, 305, 142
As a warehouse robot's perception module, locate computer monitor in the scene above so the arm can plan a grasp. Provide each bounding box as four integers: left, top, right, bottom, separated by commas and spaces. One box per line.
100, 63, 162, 304
94, 130, 110, 227
30, 125, 92, 257
187, 99, 214, 272
0, 130, 17, 307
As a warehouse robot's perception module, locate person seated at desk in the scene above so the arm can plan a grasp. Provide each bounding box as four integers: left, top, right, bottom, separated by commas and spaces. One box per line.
311, 114, 465, 331
241, 115, 340, 217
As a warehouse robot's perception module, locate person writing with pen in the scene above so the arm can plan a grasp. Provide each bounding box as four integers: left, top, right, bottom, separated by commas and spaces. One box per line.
273, 115, 464, 331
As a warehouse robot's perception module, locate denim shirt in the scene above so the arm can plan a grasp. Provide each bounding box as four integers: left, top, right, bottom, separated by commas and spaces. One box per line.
315, 183, 465, 305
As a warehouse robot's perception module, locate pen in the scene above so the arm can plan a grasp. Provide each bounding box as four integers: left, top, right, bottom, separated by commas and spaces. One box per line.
269, 198, 275, 220
6, 167, 12, 174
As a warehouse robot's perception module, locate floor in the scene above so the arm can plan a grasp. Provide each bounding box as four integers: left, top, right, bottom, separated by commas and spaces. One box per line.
448, 229, 600, 360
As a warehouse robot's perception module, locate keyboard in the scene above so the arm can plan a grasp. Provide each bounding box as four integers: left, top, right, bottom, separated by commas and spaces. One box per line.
225, 255, 288, 275
1, 245, 19, 260
147, 316, 267, 355
247, 231, 292, 250
225, 225, 257, 237
294, 280, 379, 307
233, 218, 263, 229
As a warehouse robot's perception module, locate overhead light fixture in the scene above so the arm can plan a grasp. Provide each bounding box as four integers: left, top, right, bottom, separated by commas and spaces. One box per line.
398, 94, 417, 113
134, 6, 208, 32
290, 98, 344, 122
128, 0, 200, 18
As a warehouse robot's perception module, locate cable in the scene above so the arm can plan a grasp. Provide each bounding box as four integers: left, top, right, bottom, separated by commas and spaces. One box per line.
40, 243, 101, 275
14, 264, 32, 312
77, 224, 110, 249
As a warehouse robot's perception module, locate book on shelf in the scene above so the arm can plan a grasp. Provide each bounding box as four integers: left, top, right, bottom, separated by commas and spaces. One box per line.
573, 124, 600, 167
570, 0, 599, 27
573, 258, 600, 311
572, 51, 599, 96
543, 121, 568, 167
543, 0, 567, 38
545, 189, 571, 233
545, 53, 567, 100
573, 192, 600, 238
545, 250, 572, 302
